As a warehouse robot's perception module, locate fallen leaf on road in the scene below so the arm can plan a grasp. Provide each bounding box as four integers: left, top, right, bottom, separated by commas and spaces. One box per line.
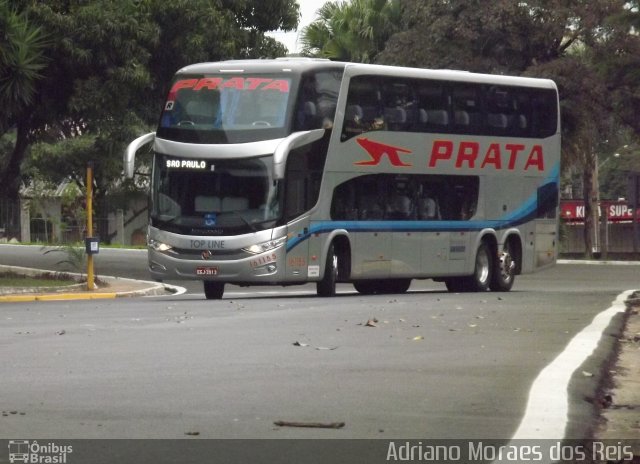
412, 336, 424, 341
365, 318, 378, 327
56, 330, 66, 336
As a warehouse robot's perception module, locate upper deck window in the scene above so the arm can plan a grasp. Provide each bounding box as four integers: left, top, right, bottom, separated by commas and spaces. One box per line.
157, 74, 294, 144
340, 74, 558, 141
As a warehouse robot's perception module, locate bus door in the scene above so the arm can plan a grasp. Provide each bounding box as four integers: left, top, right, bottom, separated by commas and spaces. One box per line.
285, 215, 312, 281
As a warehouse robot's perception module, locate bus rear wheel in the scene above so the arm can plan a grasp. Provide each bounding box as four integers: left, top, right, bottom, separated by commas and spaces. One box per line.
490, 246, 516, 292
204, 281, 224, 299
382, 278, 411, 294
353, 280, 377, 295
445, 243, 492, 292
470, 242, 492, 292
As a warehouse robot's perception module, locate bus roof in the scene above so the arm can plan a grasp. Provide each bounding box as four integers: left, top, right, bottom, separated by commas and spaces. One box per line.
177, 58, 346, 75
177, 59, 556, 90
342, 63, 557, 89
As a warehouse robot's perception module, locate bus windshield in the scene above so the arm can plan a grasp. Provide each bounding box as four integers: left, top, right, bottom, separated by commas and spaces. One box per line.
151, 154, 281, 235
157, 74, 294, 144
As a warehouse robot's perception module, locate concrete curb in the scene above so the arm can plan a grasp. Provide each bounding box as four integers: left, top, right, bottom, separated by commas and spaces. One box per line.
558, 259, 640, 266
0, 265, 185, 302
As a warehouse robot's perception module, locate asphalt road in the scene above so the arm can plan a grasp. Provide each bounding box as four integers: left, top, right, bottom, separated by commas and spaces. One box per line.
0, 245, 638, 461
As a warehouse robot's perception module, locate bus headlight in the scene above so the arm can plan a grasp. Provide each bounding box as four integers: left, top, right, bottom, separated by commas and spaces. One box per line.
242, 236, 286, 255
149, 238, 173, 252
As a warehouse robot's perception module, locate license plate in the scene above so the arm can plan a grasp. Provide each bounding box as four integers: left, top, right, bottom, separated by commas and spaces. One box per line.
196, 267, 218, 276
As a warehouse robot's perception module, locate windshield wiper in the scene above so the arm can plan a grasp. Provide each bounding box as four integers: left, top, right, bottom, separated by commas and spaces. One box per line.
227, 211, 258, 232
154, 215, 180, 227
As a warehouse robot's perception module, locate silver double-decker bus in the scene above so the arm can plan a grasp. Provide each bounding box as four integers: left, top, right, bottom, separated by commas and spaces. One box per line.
124, 58, 560, 299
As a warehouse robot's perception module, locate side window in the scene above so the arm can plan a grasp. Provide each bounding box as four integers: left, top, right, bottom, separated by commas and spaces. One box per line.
294, 70, 343, 131
416, 81, 450, 132
530, 88, 558, 138
451, 85, 482, 133
485, 86, 515, 136
331, 174, 479, 221
341, 76, 385, 141
537, 182, 559, 219
381, 80, 418, 132
510, 90, 532, 137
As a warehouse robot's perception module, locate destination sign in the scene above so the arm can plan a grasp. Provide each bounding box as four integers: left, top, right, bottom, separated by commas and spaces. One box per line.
165, 158, 210, 170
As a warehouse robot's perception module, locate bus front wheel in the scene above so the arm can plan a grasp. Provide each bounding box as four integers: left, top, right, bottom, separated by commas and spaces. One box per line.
317, 243, 338, 297
204, 281, 224, 299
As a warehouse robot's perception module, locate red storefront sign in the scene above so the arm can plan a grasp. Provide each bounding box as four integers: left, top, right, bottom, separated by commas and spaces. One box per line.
560, 200, 640, 223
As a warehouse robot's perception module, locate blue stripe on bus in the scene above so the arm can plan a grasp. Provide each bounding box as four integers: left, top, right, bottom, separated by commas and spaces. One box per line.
285, 163, 560, 252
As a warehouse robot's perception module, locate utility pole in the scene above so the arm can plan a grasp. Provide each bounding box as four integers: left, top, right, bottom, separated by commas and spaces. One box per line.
86, 162, 97, 290
87, 161, 94, 290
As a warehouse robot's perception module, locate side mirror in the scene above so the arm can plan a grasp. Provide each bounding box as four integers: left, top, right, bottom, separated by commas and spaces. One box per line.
124, 132, 155, 178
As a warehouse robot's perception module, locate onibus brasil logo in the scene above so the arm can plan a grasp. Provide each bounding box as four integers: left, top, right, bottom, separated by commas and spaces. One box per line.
8, 440, 73, 463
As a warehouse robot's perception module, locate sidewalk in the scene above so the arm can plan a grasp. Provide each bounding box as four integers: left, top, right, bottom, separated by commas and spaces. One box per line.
595, 297, 640, 447
0, 264, 179, 302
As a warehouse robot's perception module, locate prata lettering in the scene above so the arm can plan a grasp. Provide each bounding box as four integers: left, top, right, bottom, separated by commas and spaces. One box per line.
429, 140, 544, 171
353, 137, 546, 171
190, 240, 225, 249
170, 77, 289, 94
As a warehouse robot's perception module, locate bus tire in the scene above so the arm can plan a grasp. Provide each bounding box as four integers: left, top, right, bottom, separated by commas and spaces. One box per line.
353, 280, 377, 295
354, 279, 411, 294
468, 242, 492, 292
204, 281, 224, 299
490, 246, 516, 292
445, 278, 466, 293
383, 278, 411, 294
317, 243, 338, 297
446, 243, 492, 292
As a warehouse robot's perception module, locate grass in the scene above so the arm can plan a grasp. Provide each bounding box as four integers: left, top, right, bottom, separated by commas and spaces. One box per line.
0, 272, 78, 288
4, 242, 146, 250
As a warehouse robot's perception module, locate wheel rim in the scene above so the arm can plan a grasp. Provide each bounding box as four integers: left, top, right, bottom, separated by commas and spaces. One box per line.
331, 253, 338, 280
499, 252, 515, 283
476, 248, 490, 284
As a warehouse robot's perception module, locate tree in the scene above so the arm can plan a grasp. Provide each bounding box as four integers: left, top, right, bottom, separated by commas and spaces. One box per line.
0, 0, 48, 199
300, 0, 401, 62
377, 0, 638, 257
0, 0, 299, 239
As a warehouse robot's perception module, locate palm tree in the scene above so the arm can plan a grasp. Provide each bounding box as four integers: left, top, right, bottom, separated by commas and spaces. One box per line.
300, 0, 401, 63
0, 1, 47, 123
0, 0, 48, 199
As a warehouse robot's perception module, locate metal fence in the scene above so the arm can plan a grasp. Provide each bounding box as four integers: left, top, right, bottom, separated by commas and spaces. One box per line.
0, 199, 21, 240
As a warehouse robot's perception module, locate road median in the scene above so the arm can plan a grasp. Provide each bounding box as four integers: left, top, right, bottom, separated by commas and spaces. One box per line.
0, 264, 180, 302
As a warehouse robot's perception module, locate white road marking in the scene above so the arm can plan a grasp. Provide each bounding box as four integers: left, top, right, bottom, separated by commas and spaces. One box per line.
511, 289, 634, 439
